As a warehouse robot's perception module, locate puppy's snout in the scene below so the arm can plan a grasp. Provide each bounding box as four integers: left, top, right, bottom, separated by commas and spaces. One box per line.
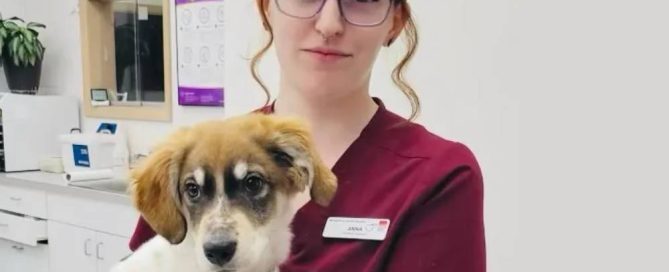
203, 238, 237, 266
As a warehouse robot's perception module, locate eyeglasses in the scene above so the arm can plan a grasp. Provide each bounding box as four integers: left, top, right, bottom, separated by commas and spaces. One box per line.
275, 0, 396, 27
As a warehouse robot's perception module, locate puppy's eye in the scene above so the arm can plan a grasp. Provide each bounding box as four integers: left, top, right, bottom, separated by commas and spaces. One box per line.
185, 183, 201, 199
243, 174, 267, 197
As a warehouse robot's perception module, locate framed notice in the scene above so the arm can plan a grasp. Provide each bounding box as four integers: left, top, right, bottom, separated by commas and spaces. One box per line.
175, 0, 225, 106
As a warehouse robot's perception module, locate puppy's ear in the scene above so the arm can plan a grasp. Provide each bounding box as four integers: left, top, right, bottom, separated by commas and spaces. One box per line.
264, 116, 337, 206
130, 127, 190, 244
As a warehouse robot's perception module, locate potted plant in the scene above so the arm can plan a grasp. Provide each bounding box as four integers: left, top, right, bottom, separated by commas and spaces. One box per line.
0, 13, 46, 94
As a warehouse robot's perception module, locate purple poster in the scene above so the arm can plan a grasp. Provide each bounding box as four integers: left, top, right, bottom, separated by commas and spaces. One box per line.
175, 0, 225, 106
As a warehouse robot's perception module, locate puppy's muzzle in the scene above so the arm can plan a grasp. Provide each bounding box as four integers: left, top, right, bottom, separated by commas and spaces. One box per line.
203, 235, 237, 266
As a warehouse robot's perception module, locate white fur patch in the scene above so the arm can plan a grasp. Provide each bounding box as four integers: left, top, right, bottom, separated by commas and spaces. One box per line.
234, 161, 248, 180
110, 235, 198, 272
193, 167, 205, 186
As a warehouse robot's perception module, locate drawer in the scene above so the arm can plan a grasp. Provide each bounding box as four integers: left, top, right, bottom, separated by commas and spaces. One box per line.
0, 238, 49, 272
0, 184, 47, 218
0, 211, 47, 246
48, 193, 138, 238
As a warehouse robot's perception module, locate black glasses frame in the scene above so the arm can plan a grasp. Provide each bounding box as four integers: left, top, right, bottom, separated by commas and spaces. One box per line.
275, 0, 399, 27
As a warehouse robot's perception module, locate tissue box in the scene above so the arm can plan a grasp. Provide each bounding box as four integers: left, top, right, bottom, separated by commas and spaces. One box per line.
60, 133, 117, 173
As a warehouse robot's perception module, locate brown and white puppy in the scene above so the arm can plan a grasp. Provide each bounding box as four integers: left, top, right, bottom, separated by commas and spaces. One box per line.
111, 113, 337, 272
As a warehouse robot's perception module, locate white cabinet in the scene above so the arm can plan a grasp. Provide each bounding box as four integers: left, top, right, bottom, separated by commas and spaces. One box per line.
48, 221, 131, 272
47, 221, 97, 272
0, 238, 49, 272
0, 184, 49, 272
0, 173, 138, 272
96, 229, 133, 272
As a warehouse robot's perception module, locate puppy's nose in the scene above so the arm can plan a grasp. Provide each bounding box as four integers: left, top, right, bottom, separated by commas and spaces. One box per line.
203, 240, 237, 266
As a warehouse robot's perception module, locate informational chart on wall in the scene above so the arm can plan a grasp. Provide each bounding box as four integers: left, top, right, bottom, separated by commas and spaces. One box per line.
175, 0, 225, 107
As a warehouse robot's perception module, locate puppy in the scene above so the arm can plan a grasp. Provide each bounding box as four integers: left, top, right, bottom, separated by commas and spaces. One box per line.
112, 113, 337, 272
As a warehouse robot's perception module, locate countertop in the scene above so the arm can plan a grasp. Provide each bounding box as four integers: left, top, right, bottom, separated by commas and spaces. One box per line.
0, 171, 133, 205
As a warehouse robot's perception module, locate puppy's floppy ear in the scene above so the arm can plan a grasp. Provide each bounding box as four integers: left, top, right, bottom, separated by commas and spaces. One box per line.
130, 127, 191, 244
263, 116, 337, 206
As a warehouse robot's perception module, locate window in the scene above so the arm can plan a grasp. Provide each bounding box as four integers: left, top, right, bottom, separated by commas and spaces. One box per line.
80, 0, 171, 121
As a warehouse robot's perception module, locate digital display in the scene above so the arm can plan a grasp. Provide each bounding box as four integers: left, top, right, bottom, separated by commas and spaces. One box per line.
91, 89, 109, 101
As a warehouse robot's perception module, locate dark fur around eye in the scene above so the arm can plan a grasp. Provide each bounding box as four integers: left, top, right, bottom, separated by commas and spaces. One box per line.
267, 147, 294, 168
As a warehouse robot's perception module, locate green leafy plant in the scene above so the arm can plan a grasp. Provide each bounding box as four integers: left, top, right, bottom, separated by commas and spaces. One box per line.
0, 13, 46, 67
0, 13, 16, 60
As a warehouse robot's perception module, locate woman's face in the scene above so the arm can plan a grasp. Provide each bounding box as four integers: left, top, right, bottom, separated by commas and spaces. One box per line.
266, 0, 404, 100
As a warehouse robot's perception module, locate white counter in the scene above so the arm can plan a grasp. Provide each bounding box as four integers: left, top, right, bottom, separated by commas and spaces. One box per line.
0, 171, 131, 206
0, 171, 140, 272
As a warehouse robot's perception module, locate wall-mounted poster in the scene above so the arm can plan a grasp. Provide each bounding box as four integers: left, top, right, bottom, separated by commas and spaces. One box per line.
175, 0, 225, 106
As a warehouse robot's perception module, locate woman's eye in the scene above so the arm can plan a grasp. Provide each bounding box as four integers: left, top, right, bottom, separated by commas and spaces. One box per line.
243, 175, 267, 197
185, 183, 201, 199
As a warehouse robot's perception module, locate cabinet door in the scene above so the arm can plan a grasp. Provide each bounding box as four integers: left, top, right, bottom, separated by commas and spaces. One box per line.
47, 221, 97, 272
95, 231, 132, 272
0, 239, 11, 271
0, 238, 48, 272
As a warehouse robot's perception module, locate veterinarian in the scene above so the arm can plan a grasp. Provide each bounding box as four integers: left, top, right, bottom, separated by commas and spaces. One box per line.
129, 0, 486, 271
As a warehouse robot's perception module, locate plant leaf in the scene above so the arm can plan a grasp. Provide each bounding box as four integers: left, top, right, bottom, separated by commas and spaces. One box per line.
25, 43, 35, 56
35, 41, 44, 57
22, 28, 34, 43
4, 21, 19, 31
29, 55, 36, 66
18, 45, 26, 64
8, 17, 24, 22
10, 37, 19, 55
28, 22, 46, 29
28, 28, 38, 37
35, 44, 43, 58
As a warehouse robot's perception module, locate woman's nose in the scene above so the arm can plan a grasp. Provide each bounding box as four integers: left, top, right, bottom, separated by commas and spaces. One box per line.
314, 0, 345, 40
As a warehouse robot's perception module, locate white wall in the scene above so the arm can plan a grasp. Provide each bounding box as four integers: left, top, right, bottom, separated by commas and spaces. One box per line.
2, 0, 668, 271
211, 1, 669, 271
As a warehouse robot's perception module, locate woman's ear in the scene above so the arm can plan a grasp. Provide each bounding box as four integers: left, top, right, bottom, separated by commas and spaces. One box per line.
386, 4, 408, 46
258, 0, 271, 31
130, 127, 191, 244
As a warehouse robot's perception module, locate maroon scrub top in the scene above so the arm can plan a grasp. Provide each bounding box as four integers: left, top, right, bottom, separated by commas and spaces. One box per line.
129, 98, 486, 272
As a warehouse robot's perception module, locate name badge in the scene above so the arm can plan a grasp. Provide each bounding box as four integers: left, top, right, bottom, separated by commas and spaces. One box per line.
322, 217, 390, 241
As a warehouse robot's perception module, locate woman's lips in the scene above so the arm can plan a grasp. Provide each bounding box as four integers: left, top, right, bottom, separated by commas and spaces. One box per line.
303, 47, 352, 62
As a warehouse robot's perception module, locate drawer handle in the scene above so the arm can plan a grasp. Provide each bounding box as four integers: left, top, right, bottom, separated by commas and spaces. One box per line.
84, 239, 92, 256
96, 242, 104, 260
9, 196, 22, 201
12, 245, 24, 251
0, 223, 8, 227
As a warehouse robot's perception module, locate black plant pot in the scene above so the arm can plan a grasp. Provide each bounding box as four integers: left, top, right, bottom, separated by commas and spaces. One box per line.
2, 52, 44, 95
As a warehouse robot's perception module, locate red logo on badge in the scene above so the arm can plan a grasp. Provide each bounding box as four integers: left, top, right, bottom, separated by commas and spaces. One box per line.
379, 220, 388, 226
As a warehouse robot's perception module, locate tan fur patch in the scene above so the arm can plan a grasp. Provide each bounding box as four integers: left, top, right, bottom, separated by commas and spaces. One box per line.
131, 127, 191, 244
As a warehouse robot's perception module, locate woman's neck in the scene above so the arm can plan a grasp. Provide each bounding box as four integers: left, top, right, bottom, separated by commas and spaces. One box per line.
273, 85, 378, 168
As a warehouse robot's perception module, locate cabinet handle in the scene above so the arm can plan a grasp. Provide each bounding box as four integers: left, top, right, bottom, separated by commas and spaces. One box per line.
9, 196, 21, 201
0, 223, 8, 227
96, 242, 104, 260
84, 239, 92, 256
11, 245, 24, 251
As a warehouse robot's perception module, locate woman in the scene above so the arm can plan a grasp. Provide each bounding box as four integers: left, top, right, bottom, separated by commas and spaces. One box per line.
130, 0, 486, 271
